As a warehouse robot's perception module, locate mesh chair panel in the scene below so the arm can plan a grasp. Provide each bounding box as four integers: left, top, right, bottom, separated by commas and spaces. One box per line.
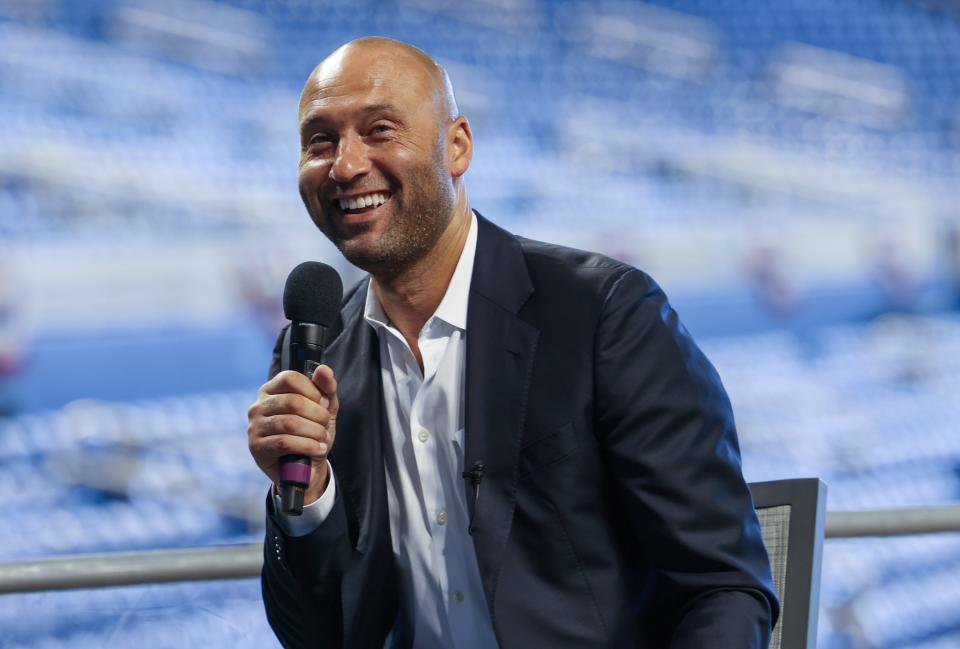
758, 504, 791, 649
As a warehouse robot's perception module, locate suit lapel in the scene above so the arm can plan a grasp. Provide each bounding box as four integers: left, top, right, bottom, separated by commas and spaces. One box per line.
465, 215, 538, 616
325, 281, 384, 554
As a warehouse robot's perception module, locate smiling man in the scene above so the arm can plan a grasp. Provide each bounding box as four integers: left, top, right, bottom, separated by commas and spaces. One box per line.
248, 37, 779, 649
298, 40, 467, 288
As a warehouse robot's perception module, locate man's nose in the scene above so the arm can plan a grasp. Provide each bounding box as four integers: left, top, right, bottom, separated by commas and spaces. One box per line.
329, 134, 371, 183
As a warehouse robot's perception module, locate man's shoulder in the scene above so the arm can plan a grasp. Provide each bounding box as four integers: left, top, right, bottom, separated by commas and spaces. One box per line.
516, 234, 629, 275
513, 233, 658, 307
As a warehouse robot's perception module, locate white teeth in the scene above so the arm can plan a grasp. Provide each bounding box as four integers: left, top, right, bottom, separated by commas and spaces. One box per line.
338, 192, 388, 211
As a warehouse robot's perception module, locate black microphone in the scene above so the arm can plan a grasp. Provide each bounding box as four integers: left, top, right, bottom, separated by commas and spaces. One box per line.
279, 261, 343, 515
463, 461, 485, 535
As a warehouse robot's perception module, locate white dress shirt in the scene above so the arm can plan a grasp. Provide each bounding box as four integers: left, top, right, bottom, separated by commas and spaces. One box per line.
275, 212, 500, 649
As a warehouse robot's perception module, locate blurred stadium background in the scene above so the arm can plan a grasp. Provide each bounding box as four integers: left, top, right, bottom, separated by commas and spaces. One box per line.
1, 0, 959, 647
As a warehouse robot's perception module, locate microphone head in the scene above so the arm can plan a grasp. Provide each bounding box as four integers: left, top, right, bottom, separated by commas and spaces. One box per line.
283, 261, 343, 326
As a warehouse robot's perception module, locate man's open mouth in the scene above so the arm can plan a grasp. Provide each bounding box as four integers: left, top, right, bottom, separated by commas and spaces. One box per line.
337, 191, 391, 214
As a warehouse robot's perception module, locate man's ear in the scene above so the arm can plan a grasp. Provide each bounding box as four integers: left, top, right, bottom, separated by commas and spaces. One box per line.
447, 116, 473, 178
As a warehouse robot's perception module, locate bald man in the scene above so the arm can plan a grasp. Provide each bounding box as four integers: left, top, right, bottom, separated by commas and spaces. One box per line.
248, 37, 779, 649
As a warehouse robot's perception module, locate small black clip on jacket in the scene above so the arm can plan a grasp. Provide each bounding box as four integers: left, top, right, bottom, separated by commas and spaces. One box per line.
462, 461, 485, 535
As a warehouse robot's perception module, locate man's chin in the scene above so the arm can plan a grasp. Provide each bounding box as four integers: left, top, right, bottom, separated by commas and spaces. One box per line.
335, 238, 392, 273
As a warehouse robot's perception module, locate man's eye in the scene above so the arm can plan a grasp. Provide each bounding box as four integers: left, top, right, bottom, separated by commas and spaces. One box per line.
306, 134, 333, 149
370, 124, 392, 136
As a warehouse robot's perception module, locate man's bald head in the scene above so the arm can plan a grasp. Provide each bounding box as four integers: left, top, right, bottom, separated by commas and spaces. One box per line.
302, 37, 458, 123
296, 37, 474, 279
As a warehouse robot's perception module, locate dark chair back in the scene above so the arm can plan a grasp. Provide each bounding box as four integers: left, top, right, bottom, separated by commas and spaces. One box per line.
749, 478, 827, 649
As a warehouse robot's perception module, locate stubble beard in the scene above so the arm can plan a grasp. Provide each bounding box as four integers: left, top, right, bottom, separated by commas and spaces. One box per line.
320, 151, 455, 281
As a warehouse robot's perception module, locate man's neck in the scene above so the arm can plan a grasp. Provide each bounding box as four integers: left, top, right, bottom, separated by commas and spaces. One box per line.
371, 203, 472, 348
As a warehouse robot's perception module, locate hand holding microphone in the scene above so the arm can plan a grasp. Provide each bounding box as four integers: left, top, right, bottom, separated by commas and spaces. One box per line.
247, 262, 343, 515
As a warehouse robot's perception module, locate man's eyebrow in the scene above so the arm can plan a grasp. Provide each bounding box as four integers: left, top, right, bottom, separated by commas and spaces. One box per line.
299, 102, 404, 134
299, 114, 330, 135
358, 102, 403, 118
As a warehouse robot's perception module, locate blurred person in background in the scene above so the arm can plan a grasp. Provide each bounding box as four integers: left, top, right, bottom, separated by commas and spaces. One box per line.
0, 258, 27, 417
744, 243, 798, 320
247, 37, 777, 649
944, 220, 960, 309
869, 237, 918, 315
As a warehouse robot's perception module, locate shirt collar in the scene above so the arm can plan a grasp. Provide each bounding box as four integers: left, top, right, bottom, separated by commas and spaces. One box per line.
363, 210, 478, 332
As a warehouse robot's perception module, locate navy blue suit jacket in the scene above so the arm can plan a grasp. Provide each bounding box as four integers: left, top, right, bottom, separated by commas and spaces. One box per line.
261, 214, 779, 648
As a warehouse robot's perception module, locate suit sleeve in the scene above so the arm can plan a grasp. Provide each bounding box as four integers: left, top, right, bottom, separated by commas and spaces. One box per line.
593, 268, 780, 648
260, 327, 352, 649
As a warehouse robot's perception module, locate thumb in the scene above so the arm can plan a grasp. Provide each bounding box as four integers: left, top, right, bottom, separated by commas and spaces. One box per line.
312, 363, 340, 415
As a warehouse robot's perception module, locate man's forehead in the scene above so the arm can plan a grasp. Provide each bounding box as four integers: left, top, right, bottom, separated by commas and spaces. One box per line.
300, 73, 391, 113
300, 47, 434, 112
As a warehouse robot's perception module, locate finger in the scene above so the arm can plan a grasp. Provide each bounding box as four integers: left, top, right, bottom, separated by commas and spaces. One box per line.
260, 370, 324, 403
252, 432, 328, 460
312, 364, 339, 415
256, 393, 332, 427
254, 414, 330, 445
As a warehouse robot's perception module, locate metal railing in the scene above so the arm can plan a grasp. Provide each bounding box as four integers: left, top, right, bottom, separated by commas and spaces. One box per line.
0, 544, 261, 595
1, 505, 958, 595
824, 504, 960, 538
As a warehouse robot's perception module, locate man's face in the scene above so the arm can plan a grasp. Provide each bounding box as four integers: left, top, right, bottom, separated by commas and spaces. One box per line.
297, 48, 456, 275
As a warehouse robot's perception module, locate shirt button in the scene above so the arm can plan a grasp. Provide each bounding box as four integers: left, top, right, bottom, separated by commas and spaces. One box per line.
417, 428, 430, 443
436, 510, 448, 525
453, 590, 464, 603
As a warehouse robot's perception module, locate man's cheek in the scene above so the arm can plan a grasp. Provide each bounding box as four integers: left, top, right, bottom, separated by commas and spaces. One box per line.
297, 177, 316, 210
298, 160, 329, 194
310, 209, 335, 236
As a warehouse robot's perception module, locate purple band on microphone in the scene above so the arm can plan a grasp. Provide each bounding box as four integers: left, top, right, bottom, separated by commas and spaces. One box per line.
280, 462, 311, 485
